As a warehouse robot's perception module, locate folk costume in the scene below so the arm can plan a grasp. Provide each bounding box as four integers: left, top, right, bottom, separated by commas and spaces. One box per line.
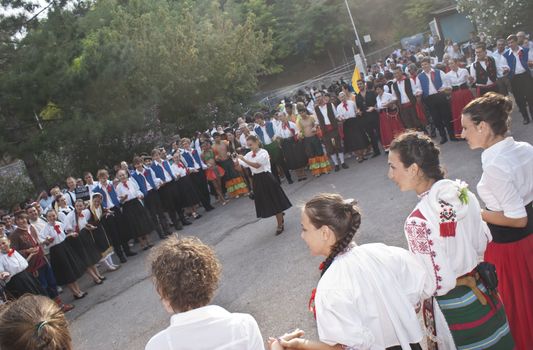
404, 179, 513, 350
238, 149, 291, 219
477, 137, 533, 350
393, 75, 425, 130
445, 67, 474, 138
355, 89, 382, 156
0, 249, 46, 299
376, 91, 404, 151
170, 159, 203, 207
503, 46, 533, 124
471, 55, 499, 96
116, 179, 154, 239
38, 221, 84, 286
180, 147, 214, 211
335, 98, 370, 154
275, 121, 308, 171
254, 121, 293, 183
297, 115, 331, 176
214, 143, 249, 198
151, 159, 182, 229
312, 243, 426, 350
416, 69, 456, 142
315, 103, 347, 166
64, 209, 103, 268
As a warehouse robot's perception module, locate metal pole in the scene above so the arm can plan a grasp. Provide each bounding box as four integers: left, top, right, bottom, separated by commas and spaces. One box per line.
344, 0, 367, 68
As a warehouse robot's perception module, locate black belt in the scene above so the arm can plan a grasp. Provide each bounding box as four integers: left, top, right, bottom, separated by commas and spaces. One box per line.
487, 202, 533, 243
452, 83, 468, 91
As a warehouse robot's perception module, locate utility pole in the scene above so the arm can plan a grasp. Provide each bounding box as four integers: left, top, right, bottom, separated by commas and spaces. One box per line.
344, 0, 367, 69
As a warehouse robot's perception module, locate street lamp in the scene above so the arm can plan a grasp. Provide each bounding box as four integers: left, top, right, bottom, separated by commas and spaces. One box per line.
344, 0, 367, 68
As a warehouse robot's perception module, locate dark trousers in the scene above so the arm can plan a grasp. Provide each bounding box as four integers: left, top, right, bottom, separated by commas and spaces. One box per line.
387, 344, 422, 350
510, 72, 533, 122
496, 76, 511, 96
37, 263, 58, 299
189, 170, 213, 210
157, 184, 180, 227
362, 112, 381, 154
145, 190, 170, 236
423, 93, 454, 139
270, 155, 292, 184
102, 207, 132, 257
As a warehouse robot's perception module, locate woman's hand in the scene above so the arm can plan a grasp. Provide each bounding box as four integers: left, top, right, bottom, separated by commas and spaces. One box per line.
0, 272, 10, 280
237, 154, 245, 160
268, 329, 305, 349
86, 224, 96, 230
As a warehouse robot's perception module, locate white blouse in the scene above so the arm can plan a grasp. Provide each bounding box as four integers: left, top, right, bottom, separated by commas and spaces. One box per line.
57, 206, 74, 223
478, 137, 533, 218
445, 68, 470, 86
376, 92, 397, 110
335, 100, 357, 120
116, 179, 143, 202
275, 121, 298, 139
39, 221, 67, 248
238, 149, 271, 174
315, 243, 425, 349
64, 209, 91, 233
170, 162, 187, 178
0, 250, 29, 281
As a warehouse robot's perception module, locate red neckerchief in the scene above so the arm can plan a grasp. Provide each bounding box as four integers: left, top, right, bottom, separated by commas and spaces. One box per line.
53, 224, 61, 234
78, 212, 84, 218
308, 261, 325, 319
430, 70, 435, 83
123, 182, 129, 189
106, 184, 113, 193
252, 151, 256, 158
342, 101, 348, 111
282, 122, 289, 130
7, 248, 15, 257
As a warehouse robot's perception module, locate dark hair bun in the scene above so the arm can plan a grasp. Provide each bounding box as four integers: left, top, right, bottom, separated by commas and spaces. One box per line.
462, 92, 512, 136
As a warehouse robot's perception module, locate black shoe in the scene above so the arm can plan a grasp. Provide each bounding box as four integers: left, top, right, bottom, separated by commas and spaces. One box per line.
205, 205, 214, 212
524, 119, 531, 125
74, 292, 87, 300
125, 251, 137, 257
248, 192, 255, 200
119, 256, 127, 263
181, 219, 192, 226
174, 221, 183, 230
334, 165, 340, 172
288, 179, 294, 184
371, 152, 381, 158
440, 137, 448, 145
341, 163, 349, 169
449, 136, 459, 142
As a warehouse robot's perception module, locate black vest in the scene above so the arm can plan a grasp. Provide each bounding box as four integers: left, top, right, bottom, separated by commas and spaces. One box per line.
393, 77, 416, 106
315, 103, 338, 129
474, 56, 497, 84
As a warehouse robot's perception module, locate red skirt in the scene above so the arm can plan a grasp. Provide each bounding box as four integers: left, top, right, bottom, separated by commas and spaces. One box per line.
451, 89, 474, 138
415, 101, 427, 125
484, 234, 533, 350
379, 110, 404, 150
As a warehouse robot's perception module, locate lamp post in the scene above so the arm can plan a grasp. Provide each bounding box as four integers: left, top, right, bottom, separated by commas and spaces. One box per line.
344, 0, 367, 68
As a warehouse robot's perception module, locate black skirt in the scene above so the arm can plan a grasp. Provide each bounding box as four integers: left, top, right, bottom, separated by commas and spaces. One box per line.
121, 199, 154, 238
281, 138, 308, 170
49, 241, 85, 285
90, 223, 112, 255
252, 172, 292, 218
343, 117, 369, 152
176, 176, 201, 207
67, 231, 101, 268
5, 270, 47, 299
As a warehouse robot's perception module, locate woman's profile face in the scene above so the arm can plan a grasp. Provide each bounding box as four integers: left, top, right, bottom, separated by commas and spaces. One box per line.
461, 114, 487, 150
247, 139, 258, 150
387, 151, 416, 192
300, 210, 329, 257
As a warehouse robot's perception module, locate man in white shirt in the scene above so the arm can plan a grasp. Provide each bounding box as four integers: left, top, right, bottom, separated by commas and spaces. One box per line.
503, 34, 533, 124
491, 38, 511, 96
415, 57, 456, 144
63, 177, 77, 207
468, 43, 499, 96
146, 237, 264, 350
392, 67, 424, 130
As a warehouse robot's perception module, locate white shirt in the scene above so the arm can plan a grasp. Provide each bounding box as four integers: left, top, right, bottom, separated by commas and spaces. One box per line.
97, 180, 117, 209
180, 149, 207, 171
376, 92, 397, 110
471, 60, 495, 85
275, 121, 297, 139
415, 69, 450, 96
170, 161, 187, 178
478, 137, 533, 218
238, 149, 271, 175
491, 50, 510, 78
445, 68, 470, 86
512, 48, 527, 74
239, 132, 255, 148
335, 100, 357, 120
0, 250, 28, 281
394, 78, 421, 104
145, 305, 264, 350
116, 179, 143, 202
318, 104, 337, 125
57, 205, 74, 223
64, 190, 77, 207
39, 221, 67, 248
64, 209, 91, 232
256, 125, 273, 145
315, 243, 425, 350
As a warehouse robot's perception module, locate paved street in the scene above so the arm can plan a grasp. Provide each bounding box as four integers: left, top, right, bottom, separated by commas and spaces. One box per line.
69, 109, 532, 350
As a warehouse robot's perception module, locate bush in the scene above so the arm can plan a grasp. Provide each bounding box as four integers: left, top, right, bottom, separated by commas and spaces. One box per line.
0, 173, 35, 211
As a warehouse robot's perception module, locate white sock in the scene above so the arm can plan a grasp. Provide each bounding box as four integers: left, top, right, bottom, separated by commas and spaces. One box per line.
331, 154, 339, 165
339, 153, 345, 164
106, 255, 116, 267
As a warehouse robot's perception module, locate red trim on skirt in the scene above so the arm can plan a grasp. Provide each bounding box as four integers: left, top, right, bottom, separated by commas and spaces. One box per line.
379, 110, 404, 150
484, 233, 533, 350
451, 88, 474, 138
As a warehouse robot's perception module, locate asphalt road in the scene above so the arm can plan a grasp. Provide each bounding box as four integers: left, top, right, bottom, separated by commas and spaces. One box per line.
69, 109, 532, 350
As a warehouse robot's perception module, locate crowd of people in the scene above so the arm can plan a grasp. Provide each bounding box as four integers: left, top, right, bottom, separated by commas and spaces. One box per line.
0, 30, 531, 350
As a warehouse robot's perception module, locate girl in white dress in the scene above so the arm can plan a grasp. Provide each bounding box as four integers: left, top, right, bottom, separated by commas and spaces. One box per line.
270, 193, 427, 350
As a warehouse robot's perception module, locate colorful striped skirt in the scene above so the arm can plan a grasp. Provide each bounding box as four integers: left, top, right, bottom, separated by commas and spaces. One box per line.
435, 282, 514, 350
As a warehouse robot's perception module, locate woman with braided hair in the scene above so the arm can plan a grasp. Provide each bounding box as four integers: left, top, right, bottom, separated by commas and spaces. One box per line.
269, 193, 427, 350
388, 131, 514, 350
